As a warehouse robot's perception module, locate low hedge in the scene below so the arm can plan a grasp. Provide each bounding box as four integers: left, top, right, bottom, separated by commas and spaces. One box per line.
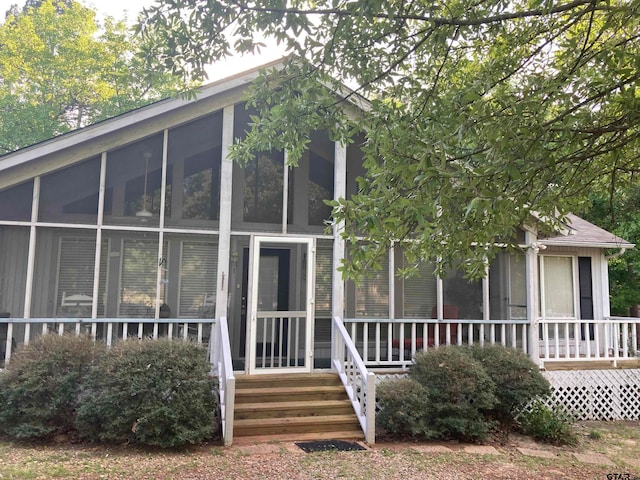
377, 345, 552, 442
0, 335, 219, 448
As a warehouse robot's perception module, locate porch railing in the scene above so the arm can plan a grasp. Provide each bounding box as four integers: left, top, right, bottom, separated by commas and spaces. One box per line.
344, 318, 530, 369
342, 317, 640, 369
0, 317, 215, 364
333, 316, 375, 444
210, 316, 235, 446
540, 317, 639, 367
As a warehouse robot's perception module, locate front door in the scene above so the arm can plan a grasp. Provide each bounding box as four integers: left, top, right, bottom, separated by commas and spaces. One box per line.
246, 236, 315, 374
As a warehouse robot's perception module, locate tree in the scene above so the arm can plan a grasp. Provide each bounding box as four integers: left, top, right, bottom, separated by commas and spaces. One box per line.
140, 0, 639, 278
581, 176, 640, 315
0, 0, 183, 154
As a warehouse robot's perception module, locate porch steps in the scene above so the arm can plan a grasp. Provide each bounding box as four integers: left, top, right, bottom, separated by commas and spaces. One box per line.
233, 373, 363, 441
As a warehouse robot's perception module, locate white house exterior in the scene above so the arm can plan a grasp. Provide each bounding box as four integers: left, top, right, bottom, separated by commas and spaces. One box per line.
1, 61, 638, 443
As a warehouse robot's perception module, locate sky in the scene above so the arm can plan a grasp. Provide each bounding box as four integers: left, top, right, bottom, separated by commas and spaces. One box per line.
0, 0, 286, 82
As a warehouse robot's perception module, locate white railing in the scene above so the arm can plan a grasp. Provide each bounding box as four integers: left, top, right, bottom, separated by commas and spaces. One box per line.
211, 316, 235, 446
539, 317, 640, 367
0, 317, 214, 365
344, 318, 530, 369
333, 316, 375, 444
253, 311, 307, 369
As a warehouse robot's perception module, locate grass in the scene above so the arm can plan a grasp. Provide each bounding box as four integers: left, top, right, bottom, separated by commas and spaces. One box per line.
0, 422, 638, 479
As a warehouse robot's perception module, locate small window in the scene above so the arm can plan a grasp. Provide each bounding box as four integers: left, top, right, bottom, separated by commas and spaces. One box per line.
541, 256, 575, 319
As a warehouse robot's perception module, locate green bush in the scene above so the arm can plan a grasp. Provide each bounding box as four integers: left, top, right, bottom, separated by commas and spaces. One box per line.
519, 400, 578, 446
468, 345, 551, 432
376, 377, 431, 438
76, 338, 218, 448
408, 347, 498, 442
0, 334, 104, 440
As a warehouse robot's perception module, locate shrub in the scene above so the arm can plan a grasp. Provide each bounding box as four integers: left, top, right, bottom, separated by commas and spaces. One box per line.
76, 338, 218, 448
468, 345, 551, 432
409, 347, 498, 442
376, 377, 431, 438
519, 400, 578, 446
0, 334, 104, 440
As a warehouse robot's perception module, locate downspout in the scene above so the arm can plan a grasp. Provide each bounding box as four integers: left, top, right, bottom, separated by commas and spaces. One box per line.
605, 247, 626, 260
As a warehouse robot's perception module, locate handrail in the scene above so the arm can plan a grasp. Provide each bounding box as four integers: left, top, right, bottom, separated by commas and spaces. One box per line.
332, 316, 375, 444
211, 316, 235, 446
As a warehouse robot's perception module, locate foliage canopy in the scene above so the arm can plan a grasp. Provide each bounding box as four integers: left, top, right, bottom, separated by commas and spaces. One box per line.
0, 0, 182, 155
142, 0, 636, 276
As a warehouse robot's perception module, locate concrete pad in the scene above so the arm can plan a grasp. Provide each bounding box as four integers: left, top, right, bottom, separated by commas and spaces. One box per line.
412, 445, 454, 454
462, 445, 500, 455
572, 452, 616, 466
516, 447, 557, 459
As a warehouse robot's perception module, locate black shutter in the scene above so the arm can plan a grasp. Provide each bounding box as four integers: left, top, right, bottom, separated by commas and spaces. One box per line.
578, 256, 594, 340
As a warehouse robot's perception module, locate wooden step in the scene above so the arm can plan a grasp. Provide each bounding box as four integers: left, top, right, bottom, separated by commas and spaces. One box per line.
235, 385, 347, 403
232, 430, 365, 445
235, 373, 342, 389
235, 399, 354, 420
232, 373, 364, 441
234, 414, 361, 437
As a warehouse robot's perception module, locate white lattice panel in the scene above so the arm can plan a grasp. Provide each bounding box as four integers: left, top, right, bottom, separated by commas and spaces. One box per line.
543, 369, 640, 420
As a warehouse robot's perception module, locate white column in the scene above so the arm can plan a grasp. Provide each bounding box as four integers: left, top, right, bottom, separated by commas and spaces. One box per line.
525, 230, 540, 365
154, 129, 169, 319
388, 245, 395, 319
331, 140, 347, 369
91, 153, 107, 320
23, 176, 40, 320
332, 141, 347, 320
216, 105, 235, 320
483, 264, 490, 321
282, 150, 289, 234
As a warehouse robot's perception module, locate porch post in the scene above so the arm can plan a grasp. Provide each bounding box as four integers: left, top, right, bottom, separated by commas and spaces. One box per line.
525, 230, 540, 366
331, 140, 347, 365
216, 105, 235, 320
23, 176, 39, 321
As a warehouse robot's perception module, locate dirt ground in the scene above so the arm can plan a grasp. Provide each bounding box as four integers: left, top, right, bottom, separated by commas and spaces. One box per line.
0, 421, 639, 479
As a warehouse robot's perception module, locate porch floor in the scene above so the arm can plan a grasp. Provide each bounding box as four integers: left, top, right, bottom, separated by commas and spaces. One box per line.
543, 359, 640, 371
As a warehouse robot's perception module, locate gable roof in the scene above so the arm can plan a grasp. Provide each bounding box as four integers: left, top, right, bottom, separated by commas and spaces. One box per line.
539, 214, 634, 249
0, 58, 287, 190
0, 59, 632, 252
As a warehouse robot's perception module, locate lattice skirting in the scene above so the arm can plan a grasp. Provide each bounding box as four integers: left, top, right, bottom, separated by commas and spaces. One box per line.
375, 370, 640, 421
543, 369, 640, 421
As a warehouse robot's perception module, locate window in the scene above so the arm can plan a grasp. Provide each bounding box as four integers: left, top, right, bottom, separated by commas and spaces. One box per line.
56, 237, 108, 317
541, 256, 576, 319
315, 241, 333, 318
167, 111, 223, 224
104, 134, 168, 225
178, 241, 218, 318
40, 157, 101, 223
243, 151, 285, 223
442, 264, 483, 320
119, 239, 167, 318
489, 253, 527, 320
0, 181, 33, 221
355, 252, 389, 318
403, 260, 437, 318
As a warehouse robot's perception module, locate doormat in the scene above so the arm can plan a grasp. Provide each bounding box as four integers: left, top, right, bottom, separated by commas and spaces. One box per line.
295, 439, 366, 453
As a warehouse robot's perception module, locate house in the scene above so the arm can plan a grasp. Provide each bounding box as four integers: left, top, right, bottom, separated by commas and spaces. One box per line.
1, 59, 639, 445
